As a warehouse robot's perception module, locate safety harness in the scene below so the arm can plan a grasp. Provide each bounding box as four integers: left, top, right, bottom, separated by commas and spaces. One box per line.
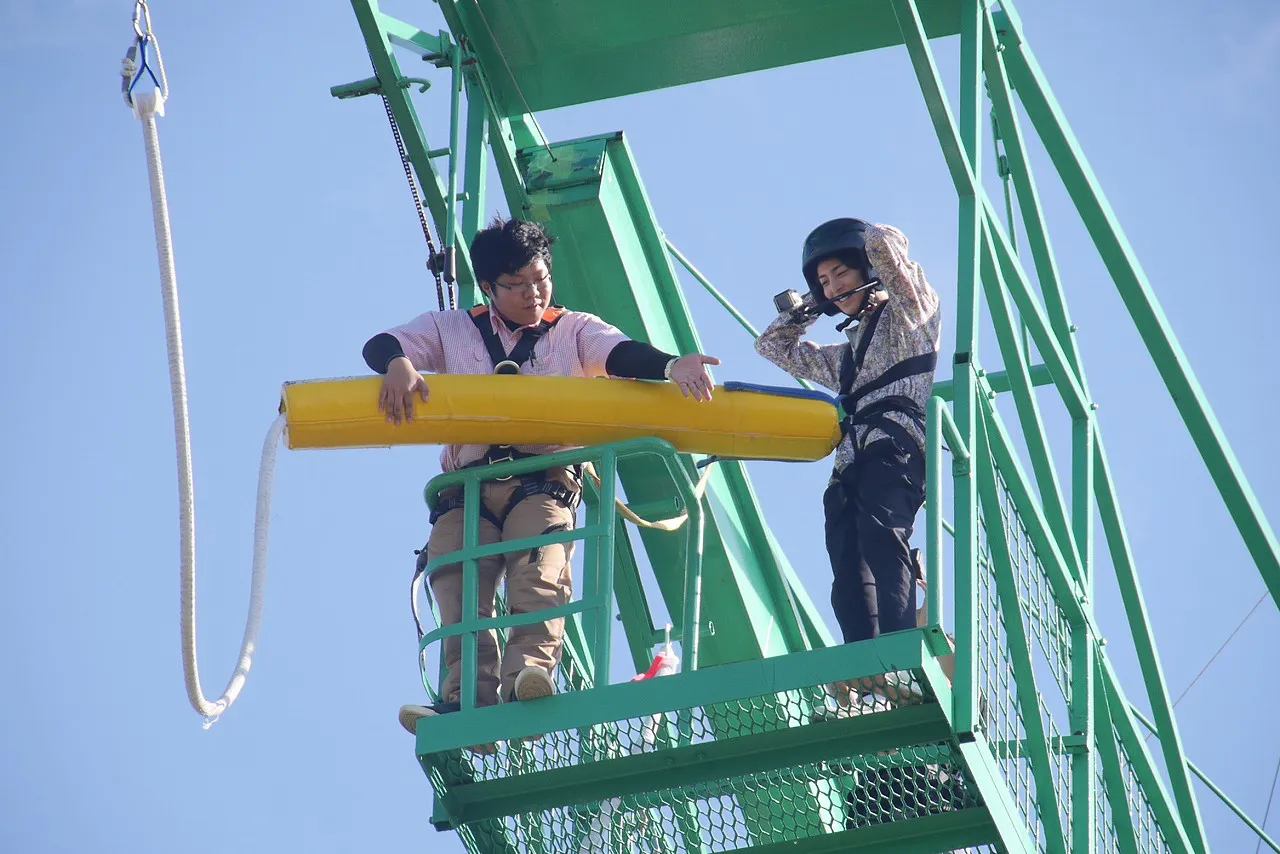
837, 304, 938, 457
468, 303, 566, 373
428, 305, 581, 529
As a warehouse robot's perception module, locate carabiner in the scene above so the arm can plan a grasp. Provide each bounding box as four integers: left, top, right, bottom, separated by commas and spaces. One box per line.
132, 0, 153, 41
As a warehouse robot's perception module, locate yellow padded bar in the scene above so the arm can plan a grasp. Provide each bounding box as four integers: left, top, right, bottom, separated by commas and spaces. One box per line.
281, 375, 840, 461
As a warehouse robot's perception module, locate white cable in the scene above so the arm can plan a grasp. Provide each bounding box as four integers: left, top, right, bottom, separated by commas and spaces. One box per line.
133, 89, 281, 726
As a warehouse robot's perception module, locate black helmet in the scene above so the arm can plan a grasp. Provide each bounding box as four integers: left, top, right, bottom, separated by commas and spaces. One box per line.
800, 218, 875, 316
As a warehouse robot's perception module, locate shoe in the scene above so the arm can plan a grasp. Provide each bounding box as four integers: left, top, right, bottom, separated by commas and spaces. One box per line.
853, 670, 925, 707
399, 700, 500, 755
399, 700, 462, 734
811, 703, 865, 723
811, 681, 872, 723
514, 666, 556, 701
879, 670, 925, 705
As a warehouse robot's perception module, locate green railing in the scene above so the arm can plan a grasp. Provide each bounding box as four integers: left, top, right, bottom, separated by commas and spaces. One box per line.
926, 394, 970, 630
418, 437, 707, 712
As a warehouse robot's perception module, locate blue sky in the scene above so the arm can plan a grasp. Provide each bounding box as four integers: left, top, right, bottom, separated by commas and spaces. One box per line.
2, 1, 1279, 851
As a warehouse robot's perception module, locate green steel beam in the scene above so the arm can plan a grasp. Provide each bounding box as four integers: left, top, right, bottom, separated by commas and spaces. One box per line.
443, 39, 464, 288
983, 60, 1102, 854
378, 12, 449, 58
1094, 664, 1141, 854
926, 658, 1038, 854
891, 0, 975, 197
981, 198, 1089, 420
588, 461, 621, 674
438, 703, 952, 823
996, 6, 1280, 618
926, 396, 970, 627
330, 76, 382, 99
932, 362, 1053, 400
925, 398, 945, 628
894, 4, 1091, 418
433, 0, 537, 222
977, 391, 1089, 632
602, 508, 664, 673
891, 0, 983, 738
976, 59, 1100, 834
899, 0, 1092, 439
347, 1, 479, 294
1069, 419, 1097, 853
741, 810, 998, 854
978, 215, 1082, 580
955, 740, 1039, 854
460, 72, 488, 258
980, 9, 1087, 391
975, 411, 1069, 854
1094, 433, 1209, 849
888, 49, 1097, 854
1099, 652, 1198, 854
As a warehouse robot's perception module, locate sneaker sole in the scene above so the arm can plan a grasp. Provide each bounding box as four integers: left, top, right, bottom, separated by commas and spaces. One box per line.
515, 671, 555, 702
400, 706, 436, 734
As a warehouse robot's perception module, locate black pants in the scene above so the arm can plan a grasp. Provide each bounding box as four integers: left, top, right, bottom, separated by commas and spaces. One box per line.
823, 437, 926, 644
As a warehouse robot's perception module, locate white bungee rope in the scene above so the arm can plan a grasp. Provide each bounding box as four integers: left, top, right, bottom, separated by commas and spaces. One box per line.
124, 2, 282, 727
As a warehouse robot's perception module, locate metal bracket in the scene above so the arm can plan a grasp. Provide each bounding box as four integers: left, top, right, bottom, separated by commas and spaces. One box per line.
330, 75, 431, 100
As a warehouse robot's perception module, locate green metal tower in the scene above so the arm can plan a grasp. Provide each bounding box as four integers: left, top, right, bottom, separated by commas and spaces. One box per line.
331, 1, 1280, 851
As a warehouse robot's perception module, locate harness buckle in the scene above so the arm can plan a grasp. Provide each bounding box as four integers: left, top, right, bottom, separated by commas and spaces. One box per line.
486, 446, 516, 480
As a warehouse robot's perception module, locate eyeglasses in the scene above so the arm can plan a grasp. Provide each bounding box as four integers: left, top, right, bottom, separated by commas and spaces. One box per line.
492, 273, 552, 293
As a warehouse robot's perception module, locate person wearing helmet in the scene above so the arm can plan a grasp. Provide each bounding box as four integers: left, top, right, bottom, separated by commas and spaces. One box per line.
756, 219, 941, 699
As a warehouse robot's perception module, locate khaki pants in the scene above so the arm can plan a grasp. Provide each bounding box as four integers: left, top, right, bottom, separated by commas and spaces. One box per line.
428, 466, 579, 707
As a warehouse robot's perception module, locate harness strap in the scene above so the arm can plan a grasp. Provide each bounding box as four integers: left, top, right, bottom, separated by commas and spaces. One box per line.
428, 493, 504, 529
429, 306, 581, 531
838, 302, 887, 396
835, 302, 936, 457
463, 445, 541, 480
429, 467, 582, 528
468, 305, 566, 372
496, 475, 582, 526
844, 395, 926, 427
842, 395, 928, 454
844, 351, 939, 411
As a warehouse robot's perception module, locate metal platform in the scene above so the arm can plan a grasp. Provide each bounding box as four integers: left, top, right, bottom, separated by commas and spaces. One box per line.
451, 0, 960, 114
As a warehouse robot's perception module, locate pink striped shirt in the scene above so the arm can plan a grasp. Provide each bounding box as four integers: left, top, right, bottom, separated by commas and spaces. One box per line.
386, 305, 630, 471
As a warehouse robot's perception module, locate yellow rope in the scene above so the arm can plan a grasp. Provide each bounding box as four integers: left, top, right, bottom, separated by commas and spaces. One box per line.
582, 461, 714, 532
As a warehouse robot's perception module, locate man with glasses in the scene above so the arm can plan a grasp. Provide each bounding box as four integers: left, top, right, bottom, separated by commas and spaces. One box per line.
362, 217, 719, 735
